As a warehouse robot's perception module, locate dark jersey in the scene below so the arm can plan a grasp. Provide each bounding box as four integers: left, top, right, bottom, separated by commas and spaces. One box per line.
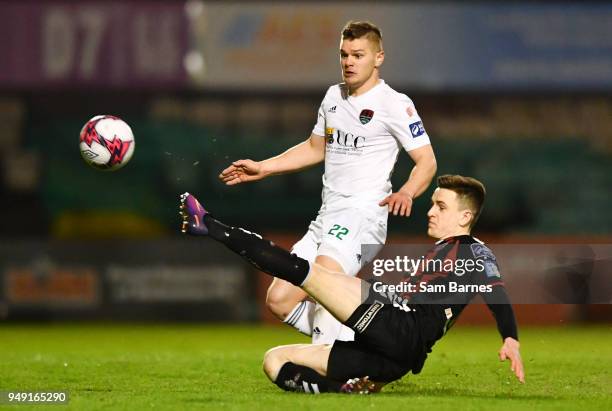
399, 235, 517, 348
340, 235, 518, 377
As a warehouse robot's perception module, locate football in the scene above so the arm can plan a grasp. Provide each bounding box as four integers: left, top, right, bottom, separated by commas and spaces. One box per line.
79, 115, 135, 171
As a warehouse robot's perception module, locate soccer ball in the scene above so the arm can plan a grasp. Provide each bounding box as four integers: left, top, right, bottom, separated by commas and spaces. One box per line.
79, 115, 135, 171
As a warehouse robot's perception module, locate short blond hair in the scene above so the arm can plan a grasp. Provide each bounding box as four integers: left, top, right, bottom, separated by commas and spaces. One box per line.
341, 21, 383, 51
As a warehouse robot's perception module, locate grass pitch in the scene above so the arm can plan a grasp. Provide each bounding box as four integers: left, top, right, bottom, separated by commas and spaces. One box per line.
0, 324, 610, 410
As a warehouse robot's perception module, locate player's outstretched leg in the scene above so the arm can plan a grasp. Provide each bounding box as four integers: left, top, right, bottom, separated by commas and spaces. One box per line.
180, 193, 362, 321
180, 192, 362, 323
180, 192, 311, 287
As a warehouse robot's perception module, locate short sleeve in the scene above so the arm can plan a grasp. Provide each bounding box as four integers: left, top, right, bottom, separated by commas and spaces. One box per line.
385, 96, 431, 152
312, 87, 332, 137
312, 102, 326, 137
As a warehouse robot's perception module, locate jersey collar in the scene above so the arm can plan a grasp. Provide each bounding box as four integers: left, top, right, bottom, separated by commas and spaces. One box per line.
343, 79, 385, 100
436, 234, 473, 245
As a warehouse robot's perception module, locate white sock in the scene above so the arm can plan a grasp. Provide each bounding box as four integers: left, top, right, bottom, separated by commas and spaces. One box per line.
284, 301, 315, 336
311, 303, 354, 345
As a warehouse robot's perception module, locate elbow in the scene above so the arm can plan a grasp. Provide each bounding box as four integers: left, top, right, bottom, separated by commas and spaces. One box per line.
425, 153, 437, 179
430, 155, 438, 176
308, 139, 326, 164
316, 149, 326, 163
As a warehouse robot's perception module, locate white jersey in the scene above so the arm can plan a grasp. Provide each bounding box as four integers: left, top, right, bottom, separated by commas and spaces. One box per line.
312, 80, 431, 216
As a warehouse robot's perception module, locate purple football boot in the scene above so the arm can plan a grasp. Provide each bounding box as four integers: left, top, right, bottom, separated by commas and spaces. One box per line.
179, 192, 209, 235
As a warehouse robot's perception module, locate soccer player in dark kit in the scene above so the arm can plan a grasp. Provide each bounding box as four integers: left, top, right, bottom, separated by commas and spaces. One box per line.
179, 175, 525, 394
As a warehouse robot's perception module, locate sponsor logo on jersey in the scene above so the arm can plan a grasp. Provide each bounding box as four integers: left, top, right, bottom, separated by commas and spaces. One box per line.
359, 109, 374, 125
328, 106, 336, 113
409, 121, 426, 137
326, 128, 366, 148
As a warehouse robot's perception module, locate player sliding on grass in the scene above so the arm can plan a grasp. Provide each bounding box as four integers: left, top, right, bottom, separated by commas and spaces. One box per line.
180, 175, 525, 394
218, 20, 437, 345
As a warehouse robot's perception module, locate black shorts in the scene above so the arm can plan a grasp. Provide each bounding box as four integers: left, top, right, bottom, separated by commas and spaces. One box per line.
327, 282, 428, 382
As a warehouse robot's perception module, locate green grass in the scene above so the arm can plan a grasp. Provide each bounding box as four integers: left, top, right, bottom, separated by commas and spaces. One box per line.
0, 324, 610, 410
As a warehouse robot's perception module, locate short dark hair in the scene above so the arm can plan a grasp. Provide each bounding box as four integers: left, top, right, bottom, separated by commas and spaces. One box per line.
341, 21, 383, 51
437, 175, 486, 228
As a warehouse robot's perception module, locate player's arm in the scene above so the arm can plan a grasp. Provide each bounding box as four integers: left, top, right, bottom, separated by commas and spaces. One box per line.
219, 133, 325, 186
379, 144, 437, 216
483, 285, 525, 383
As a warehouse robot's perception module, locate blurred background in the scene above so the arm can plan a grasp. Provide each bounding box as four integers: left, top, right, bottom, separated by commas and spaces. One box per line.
0, 1, 610, 324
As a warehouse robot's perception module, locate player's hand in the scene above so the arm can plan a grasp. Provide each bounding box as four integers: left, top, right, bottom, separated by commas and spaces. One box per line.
379, 192, 413, 216
499, 337, 525, 383
219, 159, 265, 185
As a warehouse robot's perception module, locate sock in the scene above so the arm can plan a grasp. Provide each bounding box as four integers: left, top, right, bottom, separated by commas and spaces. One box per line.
312, 303, 355, 344
275, 362, 343, 394
284, 301, 315, 336
203, 215, 310, 286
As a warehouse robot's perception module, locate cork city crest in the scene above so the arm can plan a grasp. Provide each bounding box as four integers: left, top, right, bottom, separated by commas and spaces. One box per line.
359, 109, 374, 125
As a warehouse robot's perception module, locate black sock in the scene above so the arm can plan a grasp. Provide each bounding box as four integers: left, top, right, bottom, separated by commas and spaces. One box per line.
275, 362, 344, 394
203, 215, 310, 286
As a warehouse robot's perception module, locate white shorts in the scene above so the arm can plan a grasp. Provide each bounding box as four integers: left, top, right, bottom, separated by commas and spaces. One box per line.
291, 207, 387, 276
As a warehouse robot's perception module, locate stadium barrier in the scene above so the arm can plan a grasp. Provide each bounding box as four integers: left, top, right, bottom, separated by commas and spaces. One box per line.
0, 239, 255, 322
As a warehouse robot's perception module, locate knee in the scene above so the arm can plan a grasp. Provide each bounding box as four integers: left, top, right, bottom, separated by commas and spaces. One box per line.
265, 286, 293, 320
263, 347, 287, 382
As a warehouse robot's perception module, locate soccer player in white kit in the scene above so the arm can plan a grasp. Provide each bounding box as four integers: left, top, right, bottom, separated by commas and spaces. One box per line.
219, 21, 437, 344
